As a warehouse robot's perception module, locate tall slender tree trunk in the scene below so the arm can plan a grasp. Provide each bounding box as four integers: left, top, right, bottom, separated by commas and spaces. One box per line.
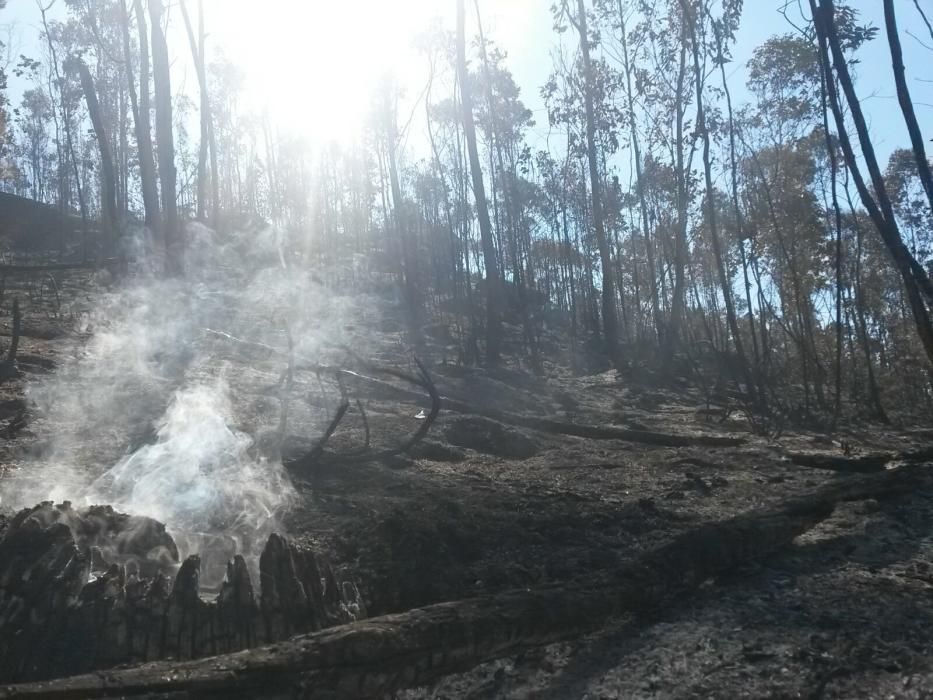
39, 3, 89, 258
813, 0, 933, 366
475, 1, 541, 372
180, 0, 219, 228
665, 38, 690, 368
618, 1, 659, 343
77, 60, 118, 249
713, 20, 765, 404
125, 0, 161, 233
571, 0, 620, 366
883, 0, 933, 217
817, 64, 845, 426
385, 110, 421, 341
681, 0, 755, 404
457, 0, 502, 365
149, 0, 181, 275
180, 0, 207, 221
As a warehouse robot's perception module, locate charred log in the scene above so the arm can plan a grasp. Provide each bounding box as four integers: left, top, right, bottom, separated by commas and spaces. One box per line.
3, 465, 927, 699
0, 503, 363, 684
786, 446, 933, 473
206, 330, 743, 450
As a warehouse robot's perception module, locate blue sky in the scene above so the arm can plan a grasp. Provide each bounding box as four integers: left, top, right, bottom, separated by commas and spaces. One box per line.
2, 0, 930, 168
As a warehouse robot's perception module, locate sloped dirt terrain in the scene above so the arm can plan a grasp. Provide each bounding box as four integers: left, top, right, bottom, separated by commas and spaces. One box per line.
0, 273, 932, 698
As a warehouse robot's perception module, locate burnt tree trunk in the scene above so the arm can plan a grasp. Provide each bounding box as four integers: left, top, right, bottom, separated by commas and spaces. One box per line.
179, 0, 218, 228
148, 0, 181, 275
572, 0, 620, 366
813, 0, 933, 366
680, 0, 755, 406
125, 0, 160, 233
457, 0, 502, 366
77, 60, 118, 247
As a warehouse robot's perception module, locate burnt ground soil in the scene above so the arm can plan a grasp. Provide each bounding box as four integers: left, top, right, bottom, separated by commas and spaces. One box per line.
0, 271, 932, 698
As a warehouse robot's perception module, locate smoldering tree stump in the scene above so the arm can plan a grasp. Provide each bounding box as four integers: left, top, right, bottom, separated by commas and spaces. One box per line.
0, 502, 364, 683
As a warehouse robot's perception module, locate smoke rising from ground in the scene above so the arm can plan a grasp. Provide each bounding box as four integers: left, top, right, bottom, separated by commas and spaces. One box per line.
0, 222, 360, 585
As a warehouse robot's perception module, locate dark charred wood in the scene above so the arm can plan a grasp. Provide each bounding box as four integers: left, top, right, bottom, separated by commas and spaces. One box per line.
0, 503, 361, 684
0, 261, 119, 274
4, 466, 926, 699
287, 356, 441, 470
786, 451, 889, 473
316, 364, 745, 448
786, 446, 933, 473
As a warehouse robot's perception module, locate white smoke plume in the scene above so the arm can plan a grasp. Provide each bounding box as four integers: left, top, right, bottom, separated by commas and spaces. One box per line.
0, 221, 361, 587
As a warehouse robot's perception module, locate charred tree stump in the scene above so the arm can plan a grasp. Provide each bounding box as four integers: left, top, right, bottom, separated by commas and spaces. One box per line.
0, 503, 362, 684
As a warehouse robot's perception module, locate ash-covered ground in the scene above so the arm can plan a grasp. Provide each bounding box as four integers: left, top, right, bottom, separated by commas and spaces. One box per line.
0, 247, 932, 698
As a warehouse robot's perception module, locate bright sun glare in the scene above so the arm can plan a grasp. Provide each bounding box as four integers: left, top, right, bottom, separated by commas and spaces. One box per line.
207, 0, 451, 146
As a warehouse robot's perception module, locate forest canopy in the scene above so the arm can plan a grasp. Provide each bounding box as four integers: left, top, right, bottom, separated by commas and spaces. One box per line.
0, 0, 931, 424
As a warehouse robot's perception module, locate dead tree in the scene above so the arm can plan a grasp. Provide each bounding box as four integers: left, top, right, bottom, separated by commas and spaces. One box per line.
179, 0, 219, 228
121, 0, 161, 232
567, 0, 620, 366
457, 0, 503, 365
148, 0, 181, 275
205, 328, 742, 449
76, 59, 118, 247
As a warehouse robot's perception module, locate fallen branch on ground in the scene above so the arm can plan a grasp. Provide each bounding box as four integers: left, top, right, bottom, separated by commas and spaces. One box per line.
0, 260, 121, 274
314, 367, 742, 448
786, 446, 933, 473
290, 375, 350, 471
286, 356, 440, 470
208, 330, 745, 448
5, 465, 925, 699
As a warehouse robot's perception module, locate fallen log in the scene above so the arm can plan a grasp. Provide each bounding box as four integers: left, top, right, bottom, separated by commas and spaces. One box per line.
476, 410, 744, 447
313, 368, 742, 450
0, 260, 120, 274
786, 446, 933, 473
786, 451, 889, 473
330, 365, 744, 448
5, 465, 925, 699
206, 332, 745, 449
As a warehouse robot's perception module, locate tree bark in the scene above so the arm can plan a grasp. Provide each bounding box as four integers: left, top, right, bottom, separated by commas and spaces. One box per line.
180, 0, 218, 228
76, 60, 118, 247
457, 0, 502, 365
125, 0, 161, 233
148, 0, 181, 275
572, 0, 620, 366
883, 0, 933, 217
813, 0, 933, 366
680, 0, 755, 405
